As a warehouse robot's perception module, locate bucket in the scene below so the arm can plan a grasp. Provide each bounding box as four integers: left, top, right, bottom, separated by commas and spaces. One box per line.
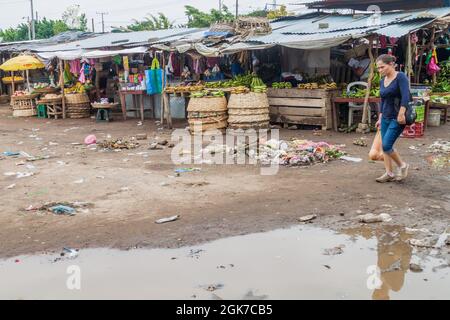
428, 110, 441, 127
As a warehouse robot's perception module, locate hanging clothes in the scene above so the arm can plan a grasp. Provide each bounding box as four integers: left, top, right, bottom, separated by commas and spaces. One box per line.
379, 35, 387, 49
69, 60, 81, 76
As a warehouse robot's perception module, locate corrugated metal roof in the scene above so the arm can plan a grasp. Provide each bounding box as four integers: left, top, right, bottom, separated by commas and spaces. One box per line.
32, 28, 200, 52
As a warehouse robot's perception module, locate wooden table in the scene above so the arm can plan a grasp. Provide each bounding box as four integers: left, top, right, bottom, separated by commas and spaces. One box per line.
119, 90, 146, 122
429, 102, 450, 125
332, 97, 381, 131
332, 97, 431, 131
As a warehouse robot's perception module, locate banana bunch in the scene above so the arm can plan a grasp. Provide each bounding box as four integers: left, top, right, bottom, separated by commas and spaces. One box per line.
211, 90, 225, 97
272, 82, 293, 89
64, 82, 86, 94
251, 77, 267, 93
231, 86, 250, 94
298, 82, 337, 90
190, 91, 207, 98
319, 82, 337, 90
190, 90, 225, 98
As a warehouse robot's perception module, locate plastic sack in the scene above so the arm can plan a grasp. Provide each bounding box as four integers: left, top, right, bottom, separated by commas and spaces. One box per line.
146, 57, 163, 95
369, 130, 384, 161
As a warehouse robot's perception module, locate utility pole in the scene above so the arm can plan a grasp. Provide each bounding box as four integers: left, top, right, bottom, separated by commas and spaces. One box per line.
92, 18, 95, 33
96, 12, 108, 33
30, 0, 35, 39
272, 0, 277, 10
36, 11, 38, 23
219, 0, 222, 12
235, 0, 238, 18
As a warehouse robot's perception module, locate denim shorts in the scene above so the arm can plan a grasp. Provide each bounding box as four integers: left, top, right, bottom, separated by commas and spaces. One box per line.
380, 117, 405, 154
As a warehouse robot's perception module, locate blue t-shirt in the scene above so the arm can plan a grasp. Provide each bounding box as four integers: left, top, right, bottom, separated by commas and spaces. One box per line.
380, 72, 411, 120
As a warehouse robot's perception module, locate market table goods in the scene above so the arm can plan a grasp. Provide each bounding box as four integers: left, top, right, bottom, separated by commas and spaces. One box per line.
65, 93, 91, 119
187, 96, 228, 134
227, 92, 270, 130
10, 92, 39, 117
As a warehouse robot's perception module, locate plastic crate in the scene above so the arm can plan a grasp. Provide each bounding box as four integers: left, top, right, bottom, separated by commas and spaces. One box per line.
401, 122, 424, 138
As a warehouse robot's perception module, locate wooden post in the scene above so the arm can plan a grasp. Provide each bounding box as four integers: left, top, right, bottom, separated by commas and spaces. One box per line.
361, 37, 374, 126
407, 32, 412, 89
11, 71, 15, 94
430, 27, 437, 85
59, 59, 66, 119
416, 35, 426, 84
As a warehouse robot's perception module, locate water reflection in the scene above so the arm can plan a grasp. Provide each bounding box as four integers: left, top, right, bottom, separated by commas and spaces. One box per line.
343, 226, 412, 300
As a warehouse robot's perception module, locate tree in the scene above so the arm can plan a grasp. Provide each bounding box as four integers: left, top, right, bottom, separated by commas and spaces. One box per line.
62, 5, 88, 31
0, 19, 71, 42
267, 5, 292, 20
185, 5, 234, 28
117, 13, 173, 32
245, 10, 268, 18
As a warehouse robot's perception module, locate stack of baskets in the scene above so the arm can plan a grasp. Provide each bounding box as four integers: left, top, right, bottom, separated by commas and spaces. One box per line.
10, 93, 39, 117
187, 96, 228, 134
65, 93, 91, 118
227, 92, 270, 130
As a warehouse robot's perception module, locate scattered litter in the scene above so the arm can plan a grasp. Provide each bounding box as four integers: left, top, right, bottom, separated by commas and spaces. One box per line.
2, 151, 20, 157
25, 164, 35, 170
17, 141, 24, 145
84, 135, 97, 145
405, 228, 430, 234
409, 146, 419, 150
98, 138, 139, 150
323, 265, 331, 269
288, 125, 298, 130
175, 168, 201, 174
353, 138, 368, 147
63, 127, 80, 133
61, 247, 79, 259
15, 161, 26, 166
71, 142, 82, 146
96, 175, 105, 179
357, 213, 392, 223
409, 238, 435, 248
149, 142, 164, 150
4, 172, 16, 176
429, 205, 442, 209
203, 284, 224, 292
201, 144, 232, 155
183, 181, 210, 187
313, 129, 322, 136
57, 161, 66, 166
26, 155, 50, 162
49, 142, 58, 146
428, 140, 450, 154
155, 215, 180, 224
50, 205, 76, 216
160, 182, 169, 187
256, 139, 344, 166
5, 172, 35, 179
120, 187, 130, 192
137, 121, 143, 126
298, 214, 317, 223
323, 246, 344, 256
136, 134, 147, 140
409, 263, 423, 273
341, 156, 363, 163
73, 179, 84, 184
5, 184, 16, 190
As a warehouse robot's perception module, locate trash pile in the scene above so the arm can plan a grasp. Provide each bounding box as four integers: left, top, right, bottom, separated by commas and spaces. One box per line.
256, 139, 345, 166
98, 138, 140, 150
426, 140, 449, 169
25, 201, 93, 216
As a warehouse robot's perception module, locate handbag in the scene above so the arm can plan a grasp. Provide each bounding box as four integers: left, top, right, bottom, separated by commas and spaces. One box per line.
394, 95, 417, 126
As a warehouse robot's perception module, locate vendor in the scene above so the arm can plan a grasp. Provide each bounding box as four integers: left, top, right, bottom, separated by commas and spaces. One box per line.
348, 51, 371, 82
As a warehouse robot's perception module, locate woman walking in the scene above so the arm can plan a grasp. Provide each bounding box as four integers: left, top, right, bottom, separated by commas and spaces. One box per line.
375, 54, 410, 183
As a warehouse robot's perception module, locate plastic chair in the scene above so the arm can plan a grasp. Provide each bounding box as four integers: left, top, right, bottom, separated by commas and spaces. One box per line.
347, 81, 371, 127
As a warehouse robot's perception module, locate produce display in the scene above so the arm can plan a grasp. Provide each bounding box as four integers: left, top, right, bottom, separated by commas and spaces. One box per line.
431, 94, 450, 104
2, 76, 24, 83
250, 76, 267, 93
298, 82, 337, 90
432, 60, 450, 93
190, 90, 225, 98
341, 87, 380, 98
230, 86, 250, 94
272, 82, 293, 89
33, 83, 56, 89
204, 74, 254, 89
12, 90, 32, 97
164, 82, 205, 93
64, 82, 93, 94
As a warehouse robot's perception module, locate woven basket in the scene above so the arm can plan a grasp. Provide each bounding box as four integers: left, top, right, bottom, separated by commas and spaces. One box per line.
228, 114, 270, 124
228, 108, 269, 116
91, 102, 119, 109
13, 109, 36, 117
65, 93, 90, 104
11, 99, 34, 110
187, 96, 227, 112
227, 92, 269, 110
188, 114, 228, 125
189, 119, 228, 132
11, 93, 39, 101
188, 111, 227, 119
38, 97, 62, 104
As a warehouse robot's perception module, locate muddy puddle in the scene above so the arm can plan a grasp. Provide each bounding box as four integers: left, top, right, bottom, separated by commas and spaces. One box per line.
0, 225, 449, 300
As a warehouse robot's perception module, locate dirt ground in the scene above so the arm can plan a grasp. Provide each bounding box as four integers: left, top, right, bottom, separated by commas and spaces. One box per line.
0, 104, 449, 259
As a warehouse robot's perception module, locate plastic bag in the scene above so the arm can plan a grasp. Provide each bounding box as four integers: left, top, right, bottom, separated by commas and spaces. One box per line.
369, 130, 384, 161
146, 57, 163, 95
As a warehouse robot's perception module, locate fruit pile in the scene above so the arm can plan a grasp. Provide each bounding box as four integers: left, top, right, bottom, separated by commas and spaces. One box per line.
164, 83, 205, 93
190, 90, 225, 98
230, 86, 250, 94
298, 82, 337, 90
64, 82, 93, 94
251, 77, 267, 93
272, 82, 293, 89
204, 73, 254, 89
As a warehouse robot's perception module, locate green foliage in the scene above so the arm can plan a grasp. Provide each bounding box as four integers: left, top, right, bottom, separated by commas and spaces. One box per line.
267, 5, 291, 20
117, 13, 173, 32
184, 5, 234, 28
0, 18, 71, 42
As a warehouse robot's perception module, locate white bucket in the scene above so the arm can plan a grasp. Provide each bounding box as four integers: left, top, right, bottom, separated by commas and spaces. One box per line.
428, 110, 441, 127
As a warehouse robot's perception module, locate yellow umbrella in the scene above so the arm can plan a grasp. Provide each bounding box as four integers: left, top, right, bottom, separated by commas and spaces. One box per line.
0, 55, 45, 71
0, 55, 45, 93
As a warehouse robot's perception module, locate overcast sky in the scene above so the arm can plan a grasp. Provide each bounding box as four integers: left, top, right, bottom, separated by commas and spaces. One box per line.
0, 0, 309, 31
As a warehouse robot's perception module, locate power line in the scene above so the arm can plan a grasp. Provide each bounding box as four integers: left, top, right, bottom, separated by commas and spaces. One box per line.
96, 11, 108, 33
